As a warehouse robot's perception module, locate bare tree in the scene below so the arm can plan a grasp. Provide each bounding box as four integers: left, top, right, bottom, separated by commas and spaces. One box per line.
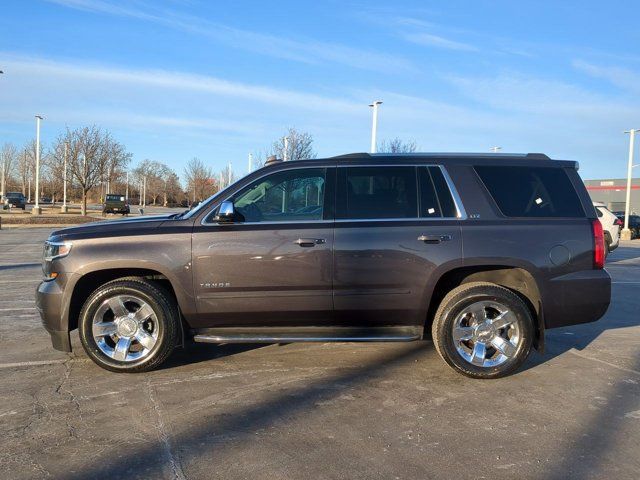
17, 145, 34, 198
54, 126, 129, 215
183, 157, 215, 204
104, 139, 132, 196
132, 160, 178, 206
269, 127, 316, 163
377, 138, 418, 153
164, 171, 183, 206
1, 143, 18, 198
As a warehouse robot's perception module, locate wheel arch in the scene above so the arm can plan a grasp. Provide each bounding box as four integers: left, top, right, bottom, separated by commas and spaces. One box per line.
67, 267, 187, 348
426, 264, 544, 351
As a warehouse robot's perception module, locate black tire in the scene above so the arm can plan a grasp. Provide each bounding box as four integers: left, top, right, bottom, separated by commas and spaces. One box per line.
604, 232, 612, 254
432, 282, 534, 379
79, 278, 180, 373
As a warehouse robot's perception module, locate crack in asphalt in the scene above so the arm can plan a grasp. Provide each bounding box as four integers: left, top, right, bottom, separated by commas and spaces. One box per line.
146, 379, 188, 480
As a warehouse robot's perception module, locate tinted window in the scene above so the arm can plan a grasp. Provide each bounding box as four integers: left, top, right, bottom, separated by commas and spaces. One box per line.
475, 166, 584, 218
345, 167, 417, 219
106, 194, 125, 201
232, 168, 325, 223
418, 167, 458, 218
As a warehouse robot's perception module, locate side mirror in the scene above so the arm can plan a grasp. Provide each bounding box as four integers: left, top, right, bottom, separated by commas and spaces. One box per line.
216, 200, 236, 223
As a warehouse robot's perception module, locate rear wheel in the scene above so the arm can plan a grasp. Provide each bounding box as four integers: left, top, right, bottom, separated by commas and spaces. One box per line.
432, 282, 534, 379
79, 278, 180, 372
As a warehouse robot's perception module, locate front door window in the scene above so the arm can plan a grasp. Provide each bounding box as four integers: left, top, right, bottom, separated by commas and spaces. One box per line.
232, 168, 326, 223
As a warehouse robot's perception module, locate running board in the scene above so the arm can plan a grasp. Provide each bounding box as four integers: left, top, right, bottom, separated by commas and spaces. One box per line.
192, 326, 422, 344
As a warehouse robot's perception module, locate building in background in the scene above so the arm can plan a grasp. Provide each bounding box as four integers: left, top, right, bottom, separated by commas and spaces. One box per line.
584, 178, 640, 214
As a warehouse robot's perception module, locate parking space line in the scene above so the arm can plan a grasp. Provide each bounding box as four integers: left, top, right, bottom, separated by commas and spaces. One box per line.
0, 280, 40, 284
569, 348, 640, 376
0, 307, 37, 311
0, 359, 68, 369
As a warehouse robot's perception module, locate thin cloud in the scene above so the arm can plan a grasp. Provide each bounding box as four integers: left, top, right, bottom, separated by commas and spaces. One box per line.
573, 60, 640, 94
403, 32, 479, 51
1, 53, 363, 113
46, 0, 413, 72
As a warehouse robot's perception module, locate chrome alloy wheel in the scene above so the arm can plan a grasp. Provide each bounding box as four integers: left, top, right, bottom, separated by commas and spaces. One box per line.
92, 295, 160, 362
452, 300, 521, 368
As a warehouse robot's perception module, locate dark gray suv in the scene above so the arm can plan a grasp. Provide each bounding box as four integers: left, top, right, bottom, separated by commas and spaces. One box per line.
36, 153, 611, 378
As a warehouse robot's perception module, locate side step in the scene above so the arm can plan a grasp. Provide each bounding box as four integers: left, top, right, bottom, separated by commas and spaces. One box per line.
192, 326, 422, 344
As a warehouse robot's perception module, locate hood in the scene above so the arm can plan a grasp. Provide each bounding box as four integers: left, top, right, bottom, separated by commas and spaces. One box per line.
50, 214, 175, 241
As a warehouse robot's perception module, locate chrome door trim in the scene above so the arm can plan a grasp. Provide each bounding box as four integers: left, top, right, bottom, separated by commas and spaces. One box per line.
200, 163, 467, 225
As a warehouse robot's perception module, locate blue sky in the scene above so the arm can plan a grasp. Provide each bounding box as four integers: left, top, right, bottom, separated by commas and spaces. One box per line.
1, 0, 640, 180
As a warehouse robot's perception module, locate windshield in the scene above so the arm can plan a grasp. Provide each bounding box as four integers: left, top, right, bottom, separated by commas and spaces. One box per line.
181, 182, 236, 219
180, 169, 261, 220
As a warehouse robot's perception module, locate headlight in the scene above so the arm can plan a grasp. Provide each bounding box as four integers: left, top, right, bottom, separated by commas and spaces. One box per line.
43, 241, 72, 261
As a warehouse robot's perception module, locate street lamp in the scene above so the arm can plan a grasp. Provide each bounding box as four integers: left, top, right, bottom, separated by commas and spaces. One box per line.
369, 100, 382, 153
621, 129, 640, 241
61, 142, 68, 213
32, 115, 43, 215
283, 136, 289, 161
490, 146, 502, 153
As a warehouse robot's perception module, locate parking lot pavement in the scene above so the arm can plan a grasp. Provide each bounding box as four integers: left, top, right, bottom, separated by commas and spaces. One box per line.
0, 228, 639, 480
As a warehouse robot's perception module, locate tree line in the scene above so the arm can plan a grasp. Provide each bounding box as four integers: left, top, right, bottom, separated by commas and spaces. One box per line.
1, 124, 417, 214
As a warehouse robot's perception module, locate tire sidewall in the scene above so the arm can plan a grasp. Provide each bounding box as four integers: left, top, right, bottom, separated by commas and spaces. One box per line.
79, 282, 171, 372
438, 287, 534, 379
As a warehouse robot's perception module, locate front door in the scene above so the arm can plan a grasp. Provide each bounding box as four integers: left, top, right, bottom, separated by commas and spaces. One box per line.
333, 165, 463, 327
191, 167, 334, 328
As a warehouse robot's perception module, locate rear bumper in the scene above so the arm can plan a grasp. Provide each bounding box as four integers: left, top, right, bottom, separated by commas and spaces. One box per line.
544, 269, 611, 329
35, 278, 72, 352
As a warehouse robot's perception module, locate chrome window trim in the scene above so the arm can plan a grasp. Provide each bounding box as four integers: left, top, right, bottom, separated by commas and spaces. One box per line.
200, 163, 467, 225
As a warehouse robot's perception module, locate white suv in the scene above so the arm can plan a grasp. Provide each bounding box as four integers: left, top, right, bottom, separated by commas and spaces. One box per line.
594, 202, 622, 253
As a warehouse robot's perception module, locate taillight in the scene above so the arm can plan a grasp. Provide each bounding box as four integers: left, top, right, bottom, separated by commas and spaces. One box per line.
592, 219, 605, 269
614, 218, 623, 226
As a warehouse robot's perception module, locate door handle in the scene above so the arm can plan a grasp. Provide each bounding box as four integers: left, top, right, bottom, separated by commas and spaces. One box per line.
294, 238, 326, 247
418, 234, 453, 244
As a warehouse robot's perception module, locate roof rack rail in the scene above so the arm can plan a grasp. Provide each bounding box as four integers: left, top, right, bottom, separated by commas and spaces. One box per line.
525, 153, 550, 160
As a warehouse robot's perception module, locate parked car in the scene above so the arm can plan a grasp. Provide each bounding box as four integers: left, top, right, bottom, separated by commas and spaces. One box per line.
3, 192, 26, 210
102, 194, 130, 216
593, 202, 621, 252
615, 213, 640, 239
36, 153, 611, 379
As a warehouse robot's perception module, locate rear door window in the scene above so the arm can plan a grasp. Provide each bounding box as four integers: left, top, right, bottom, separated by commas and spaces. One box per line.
418, 167, 458, 218
475, 166, 584, 218
343, 167, 417, 219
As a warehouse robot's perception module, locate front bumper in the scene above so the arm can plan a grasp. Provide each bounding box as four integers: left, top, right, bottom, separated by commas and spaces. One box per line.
544, 269, 611, 329
35, 277, 72, 352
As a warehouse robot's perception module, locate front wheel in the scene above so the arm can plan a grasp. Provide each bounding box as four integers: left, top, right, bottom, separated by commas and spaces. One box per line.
432, 282, 534, 379
79, 278, 180, 372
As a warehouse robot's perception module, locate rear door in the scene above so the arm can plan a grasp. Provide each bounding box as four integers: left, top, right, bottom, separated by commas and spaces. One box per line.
333, 165, 464, 327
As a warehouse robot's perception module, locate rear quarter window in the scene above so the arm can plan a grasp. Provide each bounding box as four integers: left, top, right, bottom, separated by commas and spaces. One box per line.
475, 166, 584, 218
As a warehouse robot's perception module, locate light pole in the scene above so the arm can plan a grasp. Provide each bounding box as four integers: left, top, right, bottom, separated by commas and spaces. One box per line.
61, 142, 68, 213
369, 101, 383, 153
248, 153, 253, 174
1, 149, 4, 201
125, 171, 129, 201
32, 115, 43, 215
283, 136, 289, 161
490, 146, 502, 153
621, 129, 640, 241
142, 176, 146, 208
